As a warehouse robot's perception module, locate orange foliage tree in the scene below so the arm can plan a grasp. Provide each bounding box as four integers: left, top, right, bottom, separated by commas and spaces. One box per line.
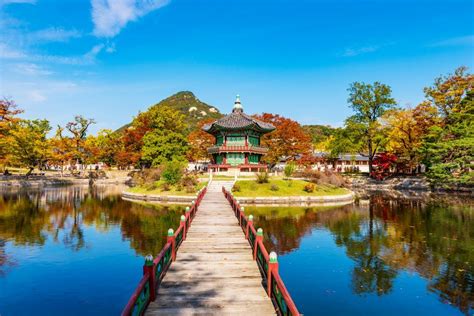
186, 118, 215, 162
254, 113, 312, 166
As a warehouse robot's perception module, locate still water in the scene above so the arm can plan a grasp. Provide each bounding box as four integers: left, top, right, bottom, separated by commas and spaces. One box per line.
248, 192, 473, 316
0, 186, 472, 315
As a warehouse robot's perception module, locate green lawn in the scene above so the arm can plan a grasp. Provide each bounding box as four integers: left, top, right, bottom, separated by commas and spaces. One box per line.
128, 180, 207, 196
232, 179, 350, 197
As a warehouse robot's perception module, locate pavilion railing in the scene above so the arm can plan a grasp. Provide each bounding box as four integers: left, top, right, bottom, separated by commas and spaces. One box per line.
222, 187, 300, 316
121, 187, 208, 316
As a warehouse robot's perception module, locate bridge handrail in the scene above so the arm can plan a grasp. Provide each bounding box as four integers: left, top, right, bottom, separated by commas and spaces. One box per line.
121, 187, 208, 316
222, 186, 300, 316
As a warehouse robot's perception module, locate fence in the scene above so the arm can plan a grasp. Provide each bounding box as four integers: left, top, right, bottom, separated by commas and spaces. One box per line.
121, 187, 207, 316
223, 187, 300, 316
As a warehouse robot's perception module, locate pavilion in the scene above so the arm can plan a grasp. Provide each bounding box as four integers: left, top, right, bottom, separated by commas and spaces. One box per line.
202, 96, 275, 174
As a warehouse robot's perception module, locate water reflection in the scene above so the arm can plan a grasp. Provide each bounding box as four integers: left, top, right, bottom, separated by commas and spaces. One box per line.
248, 193, 474, 315
0, 185, 184, 276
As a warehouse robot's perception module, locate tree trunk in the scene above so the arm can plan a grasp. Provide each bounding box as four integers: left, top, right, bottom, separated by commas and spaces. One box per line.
26, 167, 34, 177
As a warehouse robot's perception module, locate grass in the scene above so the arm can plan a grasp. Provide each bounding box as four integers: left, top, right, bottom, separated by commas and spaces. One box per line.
231, 179, 350, 197
127, 180, 208, 196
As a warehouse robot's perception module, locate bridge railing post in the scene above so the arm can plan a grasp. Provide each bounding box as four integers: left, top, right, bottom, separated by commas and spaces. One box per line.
246, 214, 253, 239
180, 215, 187, 240
267, 252, 278, 297
143, 254, 156, 301
167, 228, 176, 261
254, 228, 263, 260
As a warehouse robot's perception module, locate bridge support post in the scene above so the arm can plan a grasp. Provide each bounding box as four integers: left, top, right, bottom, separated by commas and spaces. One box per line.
267, 252, 278, 297
167, 228, 176, 261
143, 255, 156, 301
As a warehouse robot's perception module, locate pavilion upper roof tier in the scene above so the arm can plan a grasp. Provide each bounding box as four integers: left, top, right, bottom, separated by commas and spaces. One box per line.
202, 109, 275, 134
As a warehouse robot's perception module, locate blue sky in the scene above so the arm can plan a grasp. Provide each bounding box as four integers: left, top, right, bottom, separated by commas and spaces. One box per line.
1, 0, 473, 133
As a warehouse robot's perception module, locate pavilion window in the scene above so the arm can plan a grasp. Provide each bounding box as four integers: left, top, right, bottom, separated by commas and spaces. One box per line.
227, 136, 245, 146
249, 136, 260, 146
249, 154, 259, 164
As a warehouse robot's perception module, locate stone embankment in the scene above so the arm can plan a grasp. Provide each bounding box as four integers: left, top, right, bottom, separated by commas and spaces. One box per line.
0, 173, 130, 188
235, 192, 355, 206
347, 175, 431, 191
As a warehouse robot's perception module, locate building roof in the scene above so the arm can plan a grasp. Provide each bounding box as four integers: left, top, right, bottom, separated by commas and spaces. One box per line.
202, 96, 275, 134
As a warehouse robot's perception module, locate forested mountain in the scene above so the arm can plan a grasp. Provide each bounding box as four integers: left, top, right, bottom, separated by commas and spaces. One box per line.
117, 91, 222, 133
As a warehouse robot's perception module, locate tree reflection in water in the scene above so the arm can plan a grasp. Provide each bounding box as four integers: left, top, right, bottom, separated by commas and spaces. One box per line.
249, 193, 474, 315
0, 185, 184, 273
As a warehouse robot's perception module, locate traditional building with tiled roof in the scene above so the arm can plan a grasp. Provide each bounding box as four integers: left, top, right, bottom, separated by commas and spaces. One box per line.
202, 95, 275, 174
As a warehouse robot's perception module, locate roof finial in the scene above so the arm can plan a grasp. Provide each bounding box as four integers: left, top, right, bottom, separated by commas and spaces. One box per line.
233, 94, 243, 113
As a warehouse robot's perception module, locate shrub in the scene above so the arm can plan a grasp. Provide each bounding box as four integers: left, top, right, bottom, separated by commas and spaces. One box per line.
284, 162, 296, 178
162, 160, 184, 185
176, 184, 183, 191
304, 183, 315, 193
160, 182, 171, 191
232, 184, 241, 192
181, 174, 198, 187
256, 172, 269, 184
270, 184, 279, 191
185, 185, 195, 193
131, 168, 162, 186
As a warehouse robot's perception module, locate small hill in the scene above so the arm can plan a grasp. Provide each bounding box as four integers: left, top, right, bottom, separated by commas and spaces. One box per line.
116, 91, 222, 133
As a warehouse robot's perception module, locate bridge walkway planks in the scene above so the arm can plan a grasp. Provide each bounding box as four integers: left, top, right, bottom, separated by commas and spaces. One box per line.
145, 181, 276, 315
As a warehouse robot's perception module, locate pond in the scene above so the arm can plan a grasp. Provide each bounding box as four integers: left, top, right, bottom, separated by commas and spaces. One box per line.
0, 186, 472, 315
247, 192, 473, 316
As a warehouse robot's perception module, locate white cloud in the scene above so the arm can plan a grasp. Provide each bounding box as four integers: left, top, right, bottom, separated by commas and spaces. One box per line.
91, 0, 169, 38
430, 35, 474, 47
38, 44, 105, 65
29, 27, 82, 43
343, 45, 379, 57
15, 63, 53, 75
0, 43, 26, 59
27, 90, 47, 102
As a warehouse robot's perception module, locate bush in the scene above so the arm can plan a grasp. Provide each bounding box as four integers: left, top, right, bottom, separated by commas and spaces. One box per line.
284, 162, 296, 178
185, 184, 196, 193
256, 172, 269, 184
304, 183, 315, 193
295, 169, 346, 187
232, 184, 241, 192
162, 160, 184, 185
270, 184, 279, 191
131, 168, 162, 186
160, 182, 171, 191
181, 174, 198, 187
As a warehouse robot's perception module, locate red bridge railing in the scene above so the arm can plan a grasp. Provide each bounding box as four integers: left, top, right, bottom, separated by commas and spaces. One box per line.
121, 187, 207, 316
223, 187, 300, 316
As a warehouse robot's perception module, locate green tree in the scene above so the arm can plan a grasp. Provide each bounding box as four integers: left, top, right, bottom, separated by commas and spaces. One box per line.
421, 67, 474, 187
9, 119, 51, 175
346, 82, 397, 173
141, 105, 188, 166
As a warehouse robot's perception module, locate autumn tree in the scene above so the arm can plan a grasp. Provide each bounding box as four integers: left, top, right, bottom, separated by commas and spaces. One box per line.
421, 67, 474, 186
384, 102, 440, 172
254, 113, 312, 167
141, 105, 188, 167
115, 114, 152, 168
84, 129, 121, 167
9, 119, 51, 175
64, 116, 96, 165
0, 98, 23, 169
346, 82, 397, 173
187, 118, 215, 162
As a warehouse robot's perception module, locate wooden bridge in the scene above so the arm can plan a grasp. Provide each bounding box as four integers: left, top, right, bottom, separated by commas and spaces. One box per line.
122, 181, 299, 315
